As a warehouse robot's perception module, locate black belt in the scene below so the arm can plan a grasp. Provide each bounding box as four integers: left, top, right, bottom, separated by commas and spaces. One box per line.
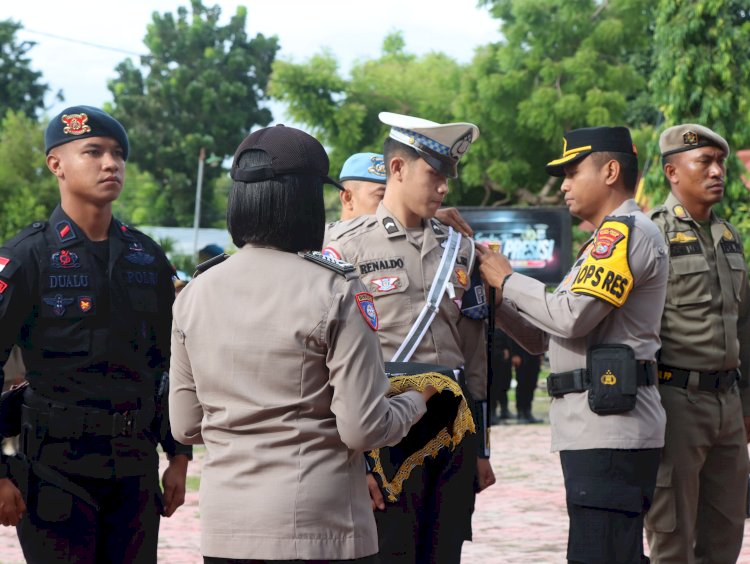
548, 363, 656, 398
657, 365, 739, 392
22, 391, 151, 439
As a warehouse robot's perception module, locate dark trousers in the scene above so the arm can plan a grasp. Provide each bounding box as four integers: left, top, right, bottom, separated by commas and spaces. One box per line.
375, 433, 477, 564
17, 471, 161, 564
515, 360, 540, 411
204, 557, 379, 564
560, 448, 661, 564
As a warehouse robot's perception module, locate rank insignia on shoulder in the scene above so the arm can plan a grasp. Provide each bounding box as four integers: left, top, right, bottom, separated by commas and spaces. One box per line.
301, 251, 355, 275
52, 249, 81, 269
355, 292, 379, 331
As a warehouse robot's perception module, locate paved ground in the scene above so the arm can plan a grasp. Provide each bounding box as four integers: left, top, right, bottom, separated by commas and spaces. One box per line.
2, 412, 750, 562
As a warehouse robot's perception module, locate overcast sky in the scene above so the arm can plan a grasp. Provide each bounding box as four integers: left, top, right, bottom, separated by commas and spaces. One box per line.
6, 0, 503, 122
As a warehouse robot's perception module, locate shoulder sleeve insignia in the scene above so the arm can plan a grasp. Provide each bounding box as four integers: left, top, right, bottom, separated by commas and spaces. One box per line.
570, 217, 634, 308
355, 292, 379, 331
321, 246, 342, 260
301, 251, 355, 276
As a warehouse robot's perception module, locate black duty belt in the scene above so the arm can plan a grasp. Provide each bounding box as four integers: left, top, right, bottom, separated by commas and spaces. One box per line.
548, 363, 656, 398
22, 391, 151, 439
657, 365, 739, 392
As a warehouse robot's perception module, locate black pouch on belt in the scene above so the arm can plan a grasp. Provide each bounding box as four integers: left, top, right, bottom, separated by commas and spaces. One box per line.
587, 344, 638, 415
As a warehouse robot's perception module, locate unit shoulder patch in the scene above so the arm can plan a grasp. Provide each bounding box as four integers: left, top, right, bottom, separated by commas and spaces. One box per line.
570, 217, 634, 308
301, 251, 355, 276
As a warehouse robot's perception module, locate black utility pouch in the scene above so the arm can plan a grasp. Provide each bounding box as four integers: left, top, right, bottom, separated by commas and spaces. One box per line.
0, 381, 28, 437
587, 344, 638, 415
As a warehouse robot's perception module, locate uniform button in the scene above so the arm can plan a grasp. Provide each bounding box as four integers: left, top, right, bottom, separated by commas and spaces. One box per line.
32, 222, 43, 228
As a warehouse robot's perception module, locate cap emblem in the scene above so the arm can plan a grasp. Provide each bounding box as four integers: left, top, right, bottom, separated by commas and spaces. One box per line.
368, 156, 386, 177
450, 132, 473, 159
683, 131, 698, 146
61, 113, 91, 136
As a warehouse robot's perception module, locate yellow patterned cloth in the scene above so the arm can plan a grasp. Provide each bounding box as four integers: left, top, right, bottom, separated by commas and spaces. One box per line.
367, 372, 476, 502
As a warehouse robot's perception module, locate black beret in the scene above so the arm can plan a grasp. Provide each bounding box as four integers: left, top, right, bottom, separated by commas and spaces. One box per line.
45, 106, 129, 160
546, 126, 637, 177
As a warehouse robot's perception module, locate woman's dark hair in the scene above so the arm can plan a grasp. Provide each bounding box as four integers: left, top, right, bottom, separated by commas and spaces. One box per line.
227, 149, 325, 251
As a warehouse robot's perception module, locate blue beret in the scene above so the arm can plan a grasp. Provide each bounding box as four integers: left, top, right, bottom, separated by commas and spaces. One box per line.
339, 152, 386, 184
45, 105, 129, 160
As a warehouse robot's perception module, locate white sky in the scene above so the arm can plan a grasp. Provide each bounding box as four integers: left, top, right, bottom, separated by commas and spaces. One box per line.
6, 0, 503, 122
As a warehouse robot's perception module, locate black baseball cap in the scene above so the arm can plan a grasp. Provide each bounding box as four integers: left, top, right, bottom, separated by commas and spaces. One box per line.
545, 126, 637, 177
230, 125, 344, 190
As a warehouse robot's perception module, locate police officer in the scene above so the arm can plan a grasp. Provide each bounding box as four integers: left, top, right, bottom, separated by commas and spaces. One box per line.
478, 126, 668, 563
644, 124, 750, 563
325, 112, 496, 564
169, 124, 434, 562
0, 106, 191, 563
324, 152, 474, 260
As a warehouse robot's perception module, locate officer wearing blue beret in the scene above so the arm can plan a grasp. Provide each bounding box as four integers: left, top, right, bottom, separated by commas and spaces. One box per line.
0, 105, 192, 563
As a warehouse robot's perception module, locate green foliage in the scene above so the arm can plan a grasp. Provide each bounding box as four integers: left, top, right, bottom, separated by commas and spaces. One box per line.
269, 31, 470, 204
643, 0, 750, 248
458, 0, 657, 206
0, 110, 59, 242
0, 20, 56, 118
108, 0, 279, 226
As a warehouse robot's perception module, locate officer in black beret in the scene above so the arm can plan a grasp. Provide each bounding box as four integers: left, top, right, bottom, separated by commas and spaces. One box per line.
0, 105, 192, 563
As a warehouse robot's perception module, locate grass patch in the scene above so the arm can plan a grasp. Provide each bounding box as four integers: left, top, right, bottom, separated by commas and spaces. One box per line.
186, 475, 201, 492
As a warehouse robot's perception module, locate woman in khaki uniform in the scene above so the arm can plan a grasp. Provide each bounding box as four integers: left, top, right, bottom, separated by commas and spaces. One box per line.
169, 125, 433, 564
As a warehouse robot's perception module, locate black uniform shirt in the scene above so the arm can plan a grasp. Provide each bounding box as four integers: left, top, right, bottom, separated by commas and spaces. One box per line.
0, 205, 191, 477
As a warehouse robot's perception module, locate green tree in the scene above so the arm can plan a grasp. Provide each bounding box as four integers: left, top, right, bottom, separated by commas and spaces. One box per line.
269, 32, 470, 206
109, 0, 279, 226
0, 110, 59, 242
456, 0, 656, 206
643, 0, 750, 249
0, 20, 57, 118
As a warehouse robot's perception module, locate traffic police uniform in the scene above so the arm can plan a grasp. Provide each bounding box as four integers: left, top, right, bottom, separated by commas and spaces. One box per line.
644, 124, 750, 563
0, 107, 191, 563
495, 127, 668, 563
324, 113, 488, 564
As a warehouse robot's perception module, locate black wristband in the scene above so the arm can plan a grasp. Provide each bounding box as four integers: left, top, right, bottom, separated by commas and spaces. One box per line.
501, 272, 513, 291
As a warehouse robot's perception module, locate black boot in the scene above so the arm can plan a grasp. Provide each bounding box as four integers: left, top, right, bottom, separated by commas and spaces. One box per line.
517, 408, 542, 424
499, 400, 515, 421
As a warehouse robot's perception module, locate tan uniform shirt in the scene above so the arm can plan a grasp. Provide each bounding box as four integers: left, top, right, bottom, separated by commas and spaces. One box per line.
169, 246, 427, 560
497, 199, 668, 451
648, 193, 750, 413
324, 201, 487, 400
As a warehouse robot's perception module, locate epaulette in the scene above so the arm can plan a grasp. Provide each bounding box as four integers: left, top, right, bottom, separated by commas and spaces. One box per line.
301, 251, 356, 277
2, 221, 47, 248
334, 215, 378, 242
193, 253, 229, 277
647, 205, 667, 219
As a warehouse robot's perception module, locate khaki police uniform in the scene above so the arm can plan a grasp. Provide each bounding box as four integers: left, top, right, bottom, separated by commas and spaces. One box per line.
497, 199, 669, 562
644, 192, 750, 563
169, 246, 427, 561
324, 201, 486, 563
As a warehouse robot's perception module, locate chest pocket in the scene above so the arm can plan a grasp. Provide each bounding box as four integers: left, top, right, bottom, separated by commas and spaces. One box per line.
724, 252, 748, 301
39, 292, 92, 356
362, 269, 412, 328
668, 255, 711, 306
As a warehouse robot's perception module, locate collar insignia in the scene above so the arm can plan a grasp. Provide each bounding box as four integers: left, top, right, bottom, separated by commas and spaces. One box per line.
672, 205, 688, 219
61, 113, 91, 136
723, 227, 734, 241
383, 217, 399, 235
56, 221, 76, 243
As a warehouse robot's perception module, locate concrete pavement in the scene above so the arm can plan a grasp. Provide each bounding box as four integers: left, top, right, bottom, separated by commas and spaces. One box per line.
1, 422, 750, 563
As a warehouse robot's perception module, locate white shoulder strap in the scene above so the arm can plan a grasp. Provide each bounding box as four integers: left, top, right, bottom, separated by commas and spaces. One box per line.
391, 227, 462, 362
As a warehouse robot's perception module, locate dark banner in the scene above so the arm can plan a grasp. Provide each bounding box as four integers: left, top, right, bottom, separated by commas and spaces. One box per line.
458, 206, 572, 285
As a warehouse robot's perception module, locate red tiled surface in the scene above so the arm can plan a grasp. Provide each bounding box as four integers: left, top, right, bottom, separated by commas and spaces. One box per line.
1, 424, 750, 563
